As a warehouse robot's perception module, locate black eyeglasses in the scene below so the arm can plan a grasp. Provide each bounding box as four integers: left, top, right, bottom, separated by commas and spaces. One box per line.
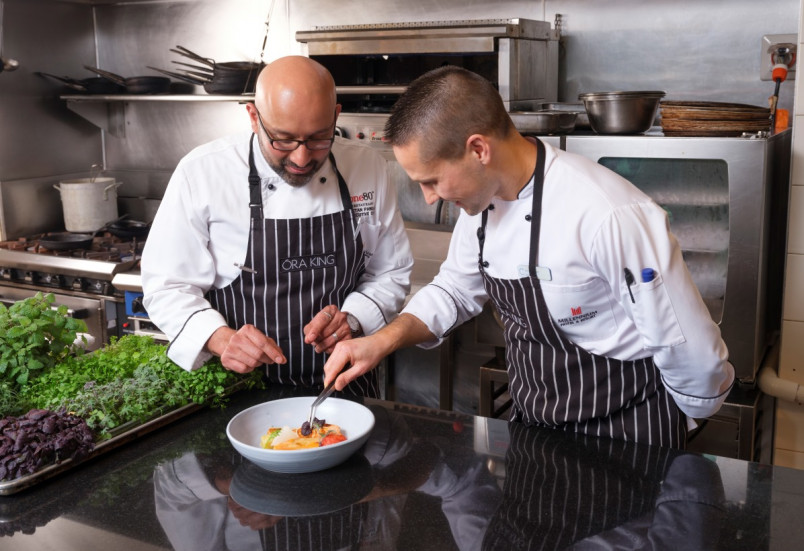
254, 107, 336, 151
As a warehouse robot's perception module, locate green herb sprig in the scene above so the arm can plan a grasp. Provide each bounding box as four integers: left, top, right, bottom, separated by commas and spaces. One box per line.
0, 292, 87, 389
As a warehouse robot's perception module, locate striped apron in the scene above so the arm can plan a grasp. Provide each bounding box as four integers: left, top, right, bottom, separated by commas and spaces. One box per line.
259, 503, 369, 550
481, 422, 673, 550
207, 135, 379, 397
477, 138, 684, 447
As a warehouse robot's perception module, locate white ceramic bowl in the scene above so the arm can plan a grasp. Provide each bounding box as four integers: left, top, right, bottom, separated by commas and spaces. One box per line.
226, 396, 375, 473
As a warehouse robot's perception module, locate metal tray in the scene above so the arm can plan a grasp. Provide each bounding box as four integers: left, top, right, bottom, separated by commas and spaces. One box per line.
0, 383, 246, 496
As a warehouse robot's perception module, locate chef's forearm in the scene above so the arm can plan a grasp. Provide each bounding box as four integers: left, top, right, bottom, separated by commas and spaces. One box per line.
373, 313, 437, 355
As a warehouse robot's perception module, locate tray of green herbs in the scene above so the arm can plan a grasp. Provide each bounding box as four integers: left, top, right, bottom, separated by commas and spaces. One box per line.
0, 292, 264, 495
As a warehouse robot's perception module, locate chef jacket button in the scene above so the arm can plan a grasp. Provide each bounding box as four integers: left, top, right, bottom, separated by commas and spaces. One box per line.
482, 261, 489, 268
488, 203, 495, 210
267, 183, 275, 190
525, 214, 532, 222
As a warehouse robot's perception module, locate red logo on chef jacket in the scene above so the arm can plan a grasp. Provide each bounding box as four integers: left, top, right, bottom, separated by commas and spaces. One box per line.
350, 190, 376, 217
557, 305, 598, 327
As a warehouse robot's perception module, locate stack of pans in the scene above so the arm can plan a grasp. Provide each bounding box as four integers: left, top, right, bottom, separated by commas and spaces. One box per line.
660, 101, 771, 137
148, 46, 263, 95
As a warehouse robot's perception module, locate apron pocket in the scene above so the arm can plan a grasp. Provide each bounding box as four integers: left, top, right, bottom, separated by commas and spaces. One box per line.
541, 278, 619, 343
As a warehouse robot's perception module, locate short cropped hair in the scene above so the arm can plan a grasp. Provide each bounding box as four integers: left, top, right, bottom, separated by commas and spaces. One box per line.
384, 66, 515, 163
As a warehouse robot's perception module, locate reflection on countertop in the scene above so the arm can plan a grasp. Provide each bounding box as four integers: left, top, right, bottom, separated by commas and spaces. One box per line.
0, 386, 799, 549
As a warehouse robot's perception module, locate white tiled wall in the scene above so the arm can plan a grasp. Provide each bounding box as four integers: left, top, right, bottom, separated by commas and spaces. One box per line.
775, 1, 804, 469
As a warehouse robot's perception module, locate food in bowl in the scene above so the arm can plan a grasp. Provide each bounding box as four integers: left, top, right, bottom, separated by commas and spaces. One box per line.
226, 396, 375, 473
261, 419, 347, 450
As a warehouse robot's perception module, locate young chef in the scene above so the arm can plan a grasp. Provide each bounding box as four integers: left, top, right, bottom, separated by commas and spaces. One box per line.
141, 56, 412, 397
324, 66, 735, 447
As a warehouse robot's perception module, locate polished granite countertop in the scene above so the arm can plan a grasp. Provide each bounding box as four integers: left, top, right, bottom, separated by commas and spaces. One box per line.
1, 386, 803, 550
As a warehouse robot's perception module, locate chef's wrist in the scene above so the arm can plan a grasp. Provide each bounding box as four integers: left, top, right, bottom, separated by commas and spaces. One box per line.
345, 312, 362, 337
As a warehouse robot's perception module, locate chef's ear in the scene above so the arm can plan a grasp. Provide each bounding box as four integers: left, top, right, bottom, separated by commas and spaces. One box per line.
466, 134, 490, 166
246, 103, 260, 134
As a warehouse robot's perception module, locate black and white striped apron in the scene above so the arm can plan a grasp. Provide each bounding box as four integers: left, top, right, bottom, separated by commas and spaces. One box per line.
259, 503, 368, 550
207, 135, 379, 397
477, 138, 684, 447
481, 422, 673, 550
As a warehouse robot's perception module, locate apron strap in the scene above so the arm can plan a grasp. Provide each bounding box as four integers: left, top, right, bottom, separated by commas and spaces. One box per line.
247, 134, 263, 220
328, 152, 354, 212
527, 139, 546, 278
478, 138, 545, 275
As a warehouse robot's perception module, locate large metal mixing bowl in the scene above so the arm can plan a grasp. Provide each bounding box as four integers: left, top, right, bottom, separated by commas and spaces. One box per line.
579, 91, 666, 134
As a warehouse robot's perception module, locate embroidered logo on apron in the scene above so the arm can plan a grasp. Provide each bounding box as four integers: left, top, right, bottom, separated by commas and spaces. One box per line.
280, 252, 337, 273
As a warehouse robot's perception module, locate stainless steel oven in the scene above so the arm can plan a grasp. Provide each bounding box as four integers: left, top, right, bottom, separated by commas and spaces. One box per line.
297, 18, 559, 113
305, 18, 560, 228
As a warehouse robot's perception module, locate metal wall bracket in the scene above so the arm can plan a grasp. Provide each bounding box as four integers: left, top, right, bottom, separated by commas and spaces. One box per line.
65, 100, 127, 138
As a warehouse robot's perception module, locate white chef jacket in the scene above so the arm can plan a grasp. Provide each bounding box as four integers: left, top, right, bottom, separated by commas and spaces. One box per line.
404, 140, 734, 420
141, 132, 413, 371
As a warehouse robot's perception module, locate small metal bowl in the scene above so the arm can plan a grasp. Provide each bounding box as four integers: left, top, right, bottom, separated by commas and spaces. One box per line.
579, 91, 666, 134
509, 110, 577, 135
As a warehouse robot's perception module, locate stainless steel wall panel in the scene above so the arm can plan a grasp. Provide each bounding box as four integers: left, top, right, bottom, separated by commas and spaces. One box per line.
103, 101, 249, 171
0, 0, 100, 181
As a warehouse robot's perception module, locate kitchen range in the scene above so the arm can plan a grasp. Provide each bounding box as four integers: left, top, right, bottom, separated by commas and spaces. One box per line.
0, 232, 145, 351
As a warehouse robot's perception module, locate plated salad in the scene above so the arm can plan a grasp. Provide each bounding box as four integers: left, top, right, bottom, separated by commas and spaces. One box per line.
260, 417, 347, 450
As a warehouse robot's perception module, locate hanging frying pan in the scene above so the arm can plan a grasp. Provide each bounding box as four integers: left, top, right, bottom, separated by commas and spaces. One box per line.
83, 65, 171, 94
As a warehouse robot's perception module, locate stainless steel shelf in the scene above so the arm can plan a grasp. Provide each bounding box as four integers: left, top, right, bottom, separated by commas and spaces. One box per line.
60, 94, 254, 102
60, 94, 254, 137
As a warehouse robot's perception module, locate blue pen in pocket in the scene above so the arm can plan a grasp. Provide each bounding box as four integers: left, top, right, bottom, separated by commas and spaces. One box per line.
641, 268, 655, 283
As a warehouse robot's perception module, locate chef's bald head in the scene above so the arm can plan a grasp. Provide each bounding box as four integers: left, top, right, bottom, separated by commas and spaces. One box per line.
255, 56, 338, 124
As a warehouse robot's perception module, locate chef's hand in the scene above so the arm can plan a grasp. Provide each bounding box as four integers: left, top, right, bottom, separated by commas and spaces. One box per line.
324, 313, 435, 390
303, 305, 353, 354
206, 325, 286, 373
323, 334, 388, 391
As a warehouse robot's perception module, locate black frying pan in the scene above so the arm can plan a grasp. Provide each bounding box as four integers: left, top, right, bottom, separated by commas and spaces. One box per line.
108, 219, 150, 239
84, 65, 171, 95
36, 72, 124, 94
39, 233, 95, 250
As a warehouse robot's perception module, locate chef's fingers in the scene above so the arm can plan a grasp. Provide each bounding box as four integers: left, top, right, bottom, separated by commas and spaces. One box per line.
304, 306, 347, 349
307, 306, 346, 337
240, 324, 286, 364
323, 338, 379, 391
319, 326, 352, 354
221, 325, 285, 371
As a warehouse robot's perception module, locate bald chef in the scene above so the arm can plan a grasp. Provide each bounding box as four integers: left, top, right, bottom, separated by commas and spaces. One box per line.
141, 56, 412, 397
